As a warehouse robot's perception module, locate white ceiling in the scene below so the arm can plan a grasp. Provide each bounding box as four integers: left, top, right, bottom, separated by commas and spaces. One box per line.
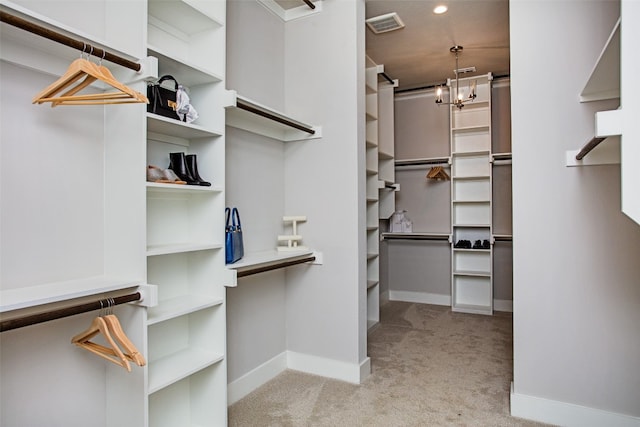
273, 0, 511, 92
366, 0, 510, 91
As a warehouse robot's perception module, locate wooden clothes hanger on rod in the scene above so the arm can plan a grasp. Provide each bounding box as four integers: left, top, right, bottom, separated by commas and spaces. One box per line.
426, 166, 450, 181
32, 48, 148, 106
71, 298, 146, 371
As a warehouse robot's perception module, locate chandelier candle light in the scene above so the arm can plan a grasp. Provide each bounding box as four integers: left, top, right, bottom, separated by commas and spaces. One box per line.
435, 45, 477, 110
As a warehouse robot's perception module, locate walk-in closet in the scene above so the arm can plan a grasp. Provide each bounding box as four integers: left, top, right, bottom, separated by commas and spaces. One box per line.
1, 0, 639, 426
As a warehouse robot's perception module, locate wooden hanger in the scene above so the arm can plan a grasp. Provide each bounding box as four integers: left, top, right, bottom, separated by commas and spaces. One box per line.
71, 315, 132, 372
32, 54, 148, 106
426, 166, 450, 181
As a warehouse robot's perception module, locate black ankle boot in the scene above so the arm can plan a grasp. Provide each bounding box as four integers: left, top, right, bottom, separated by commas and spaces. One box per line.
186, 154, 211, 186
169, 152, 198, 185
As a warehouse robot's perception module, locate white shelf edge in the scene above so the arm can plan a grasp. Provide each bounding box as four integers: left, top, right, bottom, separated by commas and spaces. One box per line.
226, 249, 318, 272
224, 90, 321, 142
146, 182, 223, 194
147, 295, 223, 325
451, 303, 493, 315
146, 113, 223, 140
146, 243, 223, 257
147, 348, 224, 394
0, 276, 141, 313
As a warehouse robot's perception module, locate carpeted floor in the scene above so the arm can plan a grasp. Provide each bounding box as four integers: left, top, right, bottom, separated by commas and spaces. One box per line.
228, 301, 551, 426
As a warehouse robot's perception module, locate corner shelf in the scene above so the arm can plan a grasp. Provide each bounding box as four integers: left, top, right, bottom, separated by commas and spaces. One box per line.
224, 91, 322, 141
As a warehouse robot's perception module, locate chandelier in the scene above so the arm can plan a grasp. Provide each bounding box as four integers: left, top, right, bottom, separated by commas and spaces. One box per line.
435, 45, 477, 110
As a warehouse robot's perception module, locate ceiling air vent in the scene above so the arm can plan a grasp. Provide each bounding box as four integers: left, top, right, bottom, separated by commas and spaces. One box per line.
366, 12, 405, 34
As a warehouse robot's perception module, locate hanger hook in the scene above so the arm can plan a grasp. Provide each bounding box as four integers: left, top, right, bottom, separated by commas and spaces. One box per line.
80, 42, 86, 59
110, 297, 115, 315
99, 299, 104, 317
99, 49, 106, 66
88, 45, 94, 61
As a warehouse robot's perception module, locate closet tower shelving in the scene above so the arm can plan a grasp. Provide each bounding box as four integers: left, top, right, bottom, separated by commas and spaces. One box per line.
365, 56, 397, 330
145, 1, 229, 426
449, 73, 494, 315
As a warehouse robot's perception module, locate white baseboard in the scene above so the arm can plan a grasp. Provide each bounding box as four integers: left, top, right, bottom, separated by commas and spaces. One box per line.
388, 290, 451, 306
227, 352, 287, 405
389, 291, 513, 313
287, 351, 369, 384
511, 382, 640, 427
228, 351, 369, 405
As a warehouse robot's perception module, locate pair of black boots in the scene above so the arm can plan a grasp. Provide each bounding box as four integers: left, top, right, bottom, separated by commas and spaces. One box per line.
169, 152, 211, 186
454, 239, 490, 249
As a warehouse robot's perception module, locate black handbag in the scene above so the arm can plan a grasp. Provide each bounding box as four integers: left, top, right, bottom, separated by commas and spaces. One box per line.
147, 75, 185, 121
225, 207, 244, 264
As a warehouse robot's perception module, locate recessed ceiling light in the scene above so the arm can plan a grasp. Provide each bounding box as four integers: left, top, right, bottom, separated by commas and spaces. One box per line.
433, 5, 448, 14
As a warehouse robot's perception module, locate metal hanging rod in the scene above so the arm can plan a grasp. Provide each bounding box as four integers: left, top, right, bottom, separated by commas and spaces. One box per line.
302, 0, 316, 10
575, 137, 606, 160
382, 232, 450, 241
0, 292, 141, 333
0, 11, 141, 72
236, 255, 316, 278
236, 99, 316, 135
380, 72, 394, 85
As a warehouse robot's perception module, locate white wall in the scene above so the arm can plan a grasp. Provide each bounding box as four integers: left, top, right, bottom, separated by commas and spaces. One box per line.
225, 0, 368, 389
510, 0, 640, 422
225, 0, 287, 385
283, 0, 367, 371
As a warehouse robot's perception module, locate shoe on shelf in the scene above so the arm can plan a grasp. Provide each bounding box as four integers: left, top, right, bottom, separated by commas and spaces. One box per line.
186, 154, 211, 186
482, 239, 490, 249
169, 152, 199, 185
147, 165, 186, 185
473, 240, 482, 249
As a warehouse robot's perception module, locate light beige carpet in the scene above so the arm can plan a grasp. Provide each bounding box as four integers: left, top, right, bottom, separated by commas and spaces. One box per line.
228, 301, 551, 426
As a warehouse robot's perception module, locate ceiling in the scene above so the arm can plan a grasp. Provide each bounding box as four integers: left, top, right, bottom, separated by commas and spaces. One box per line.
273, 0, 510, 92
365, 0, 510, 91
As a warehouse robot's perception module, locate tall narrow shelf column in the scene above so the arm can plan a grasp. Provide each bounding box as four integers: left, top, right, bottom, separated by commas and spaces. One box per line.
449, 73, 494, 315
145, 1, 229, 425
365, 56, 381, 330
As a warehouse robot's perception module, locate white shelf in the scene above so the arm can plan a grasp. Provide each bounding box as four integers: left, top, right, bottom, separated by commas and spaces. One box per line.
148, 0, 224, 33
452, 175, 490, 180
147, 295, 223, 325
146, 182, 223, 194
453, 270, 491, 277
226, 249, 317, 278
382, 232, 450, 241
148, 348, 224, 394
224, 91, 321, 141
0, 276, 140, 313
147, 47, 223, 87
580, 17, 620, 102
146, 243, 223, 257
452, 303, 492, 315
147, 113, 223, 140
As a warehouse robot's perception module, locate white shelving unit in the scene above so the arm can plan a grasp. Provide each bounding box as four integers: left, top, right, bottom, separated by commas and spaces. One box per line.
449, 73, 494, 315
145, 1, 229, 425
365, 57, 381, 331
